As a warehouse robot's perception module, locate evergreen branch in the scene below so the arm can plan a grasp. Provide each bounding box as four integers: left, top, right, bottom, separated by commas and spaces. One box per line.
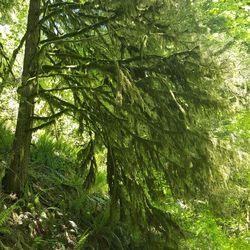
30, 119, 55, 132
40, 13, 119, 45
31, 108, 69, 132
46, 2, 90, 10
7, 32, 28, 76
32, 109, 69, 121
39, 91, 78, 111
40, 85, 104, 92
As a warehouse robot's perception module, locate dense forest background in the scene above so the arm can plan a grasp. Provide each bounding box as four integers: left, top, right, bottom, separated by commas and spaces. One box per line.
0, 0, 249, 249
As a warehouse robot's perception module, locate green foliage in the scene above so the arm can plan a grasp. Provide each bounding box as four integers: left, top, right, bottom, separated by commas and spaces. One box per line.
0, 199, 17, 229
179, 201, 250, 250
76, 230, 89, 250
30, 133, 78, 170
199, 0, 250, 44
0, 117, 247, 249
0, 196, 20, 248
0, 0, 249, 249
0, 0, 29, 94
226, 111, 250, 140
35, 3, 241, 241
0, 0, 15, 22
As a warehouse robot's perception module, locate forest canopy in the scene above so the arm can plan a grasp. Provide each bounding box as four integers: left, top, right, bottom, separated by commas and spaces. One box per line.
0, 0, 249, 249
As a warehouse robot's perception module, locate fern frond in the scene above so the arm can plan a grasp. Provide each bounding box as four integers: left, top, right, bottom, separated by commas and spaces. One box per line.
0, 203, 17, 227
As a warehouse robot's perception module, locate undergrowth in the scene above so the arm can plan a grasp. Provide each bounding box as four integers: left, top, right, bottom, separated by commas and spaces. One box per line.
0, 125, 249, 249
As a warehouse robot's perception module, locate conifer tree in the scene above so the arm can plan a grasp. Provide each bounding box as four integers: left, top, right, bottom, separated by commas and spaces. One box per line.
3, 0, 241, 247
3, 0, 40, 194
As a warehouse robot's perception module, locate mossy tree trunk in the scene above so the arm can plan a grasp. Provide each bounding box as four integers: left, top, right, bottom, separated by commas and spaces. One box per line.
3, 0, 40, 195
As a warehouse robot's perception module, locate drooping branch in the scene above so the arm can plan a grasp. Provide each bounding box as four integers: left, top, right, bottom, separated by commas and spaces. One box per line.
40, 13, 119, 45
30, 119, 55, 132
39, 91, 78, 111
32, 108, 69, 121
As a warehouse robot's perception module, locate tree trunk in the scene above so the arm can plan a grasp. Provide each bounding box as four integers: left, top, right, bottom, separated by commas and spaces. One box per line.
3, 0, 40, 195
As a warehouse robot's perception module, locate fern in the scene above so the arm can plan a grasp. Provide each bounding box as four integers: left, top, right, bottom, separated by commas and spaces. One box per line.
0, 199, 18, 249
76, 230, 90, 250
0, 240, 10, 250
0, 203, 17, 227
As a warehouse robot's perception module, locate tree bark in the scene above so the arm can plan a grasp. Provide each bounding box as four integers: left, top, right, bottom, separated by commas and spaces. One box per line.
3, 0, 40, 195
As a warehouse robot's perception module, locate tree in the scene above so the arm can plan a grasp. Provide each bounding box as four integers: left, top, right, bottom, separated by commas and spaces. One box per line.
0, 0, 29, 94
2, 0, 245, 247
201, 0, 250, 45
3, 0, 40, 194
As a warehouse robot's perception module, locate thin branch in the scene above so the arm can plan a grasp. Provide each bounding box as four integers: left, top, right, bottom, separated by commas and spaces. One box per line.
32, 109, 69, 121
40, 13, 119, 45
41, 84, 105, 92
39, 91, 78, 111
30, 119, 55, 132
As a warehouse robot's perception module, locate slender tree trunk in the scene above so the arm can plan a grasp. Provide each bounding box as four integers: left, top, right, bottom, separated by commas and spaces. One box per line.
3, 0, 40, 195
